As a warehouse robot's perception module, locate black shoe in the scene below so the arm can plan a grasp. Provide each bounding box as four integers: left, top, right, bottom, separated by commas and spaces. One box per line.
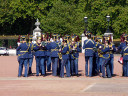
102, 76, 106, 78
36, 75, 39, 77
76, 74, 79, 77
60, 76, 64, 78
43, 74, 46, 77
86, 75, 89, 77
47, 70, 51, 72
66, 76, 70, 78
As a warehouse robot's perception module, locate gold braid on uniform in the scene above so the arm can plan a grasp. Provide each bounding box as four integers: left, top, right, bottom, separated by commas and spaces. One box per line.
102, 45, 110, 59
85, 39, 94, 45
18, 43, 30, 56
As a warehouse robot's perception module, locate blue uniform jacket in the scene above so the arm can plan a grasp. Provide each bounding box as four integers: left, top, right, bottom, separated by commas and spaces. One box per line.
101, 45, 110, 60
16, 42, 30, 59
118, 42, 126, 50
33, 43, 46, 57
122, 46, 128, 60
110, 44, 116, 58
83, 39, 95, 56
61, 44, 69, 60
49, 42, 59, 58
46, 42, 51, 57
70, 44, 81, 59
28, 43, 34, 59
94, 42, 100, 57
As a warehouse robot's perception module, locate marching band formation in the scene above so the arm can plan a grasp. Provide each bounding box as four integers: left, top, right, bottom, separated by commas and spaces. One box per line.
16, 32, 128, 78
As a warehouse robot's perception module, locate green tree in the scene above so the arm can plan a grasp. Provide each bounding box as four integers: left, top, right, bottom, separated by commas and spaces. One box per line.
0, 0, 128, 38
42, 0, 85, 36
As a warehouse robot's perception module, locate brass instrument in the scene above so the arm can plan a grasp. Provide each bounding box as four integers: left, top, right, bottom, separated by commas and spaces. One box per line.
97, 44, 104, 57
58, 52, 62, 59
109, 43, 113, 50
58, 42, 64, 59
70, 43, 77, 54
58, 36, 63, 60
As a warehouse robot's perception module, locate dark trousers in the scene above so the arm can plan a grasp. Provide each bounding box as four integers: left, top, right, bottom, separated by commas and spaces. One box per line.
18, 58, 28, 77
101, 58, 111, 78
60, 59, 71, 78
71, 59, 78, 75
51, 57, 58, 76
28, 58, 33, 74
85, 56, 93, 77
35, 57, 45, 76
123, 60, 128, 77
47, 56, 51, 71
110, 57, 114, 75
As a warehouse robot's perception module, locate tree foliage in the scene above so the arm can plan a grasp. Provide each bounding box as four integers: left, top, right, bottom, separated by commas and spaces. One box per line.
0, 0, 128, 38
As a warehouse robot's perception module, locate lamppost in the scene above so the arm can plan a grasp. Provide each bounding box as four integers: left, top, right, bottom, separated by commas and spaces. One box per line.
84, 16, 88, 30
106, 15, 111, 33
81, 16, 88, 53
104, 15, 113, 41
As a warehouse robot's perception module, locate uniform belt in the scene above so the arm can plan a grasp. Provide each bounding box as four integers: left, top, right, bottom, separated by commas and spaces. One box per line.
20, 51, 28, 52
105, 52, 110, 54
85, 48, 93, 49
124, 53, 128, 56
66, 51, 69, 54
39, 50, 45, 51
51, 49, 59, 52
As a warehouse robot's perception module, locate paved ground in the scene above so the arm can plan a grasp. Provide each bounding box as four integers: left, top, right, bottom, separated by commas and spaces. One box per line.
0, 53, 128, 96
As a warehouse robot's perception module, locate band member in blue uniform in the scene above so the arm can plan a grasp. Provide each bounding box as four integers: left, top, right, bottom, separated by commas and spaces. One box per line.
118, 34, 127, 76
83, 32, 96, 77
46, 38, 51, 72
70, 36, 81, 76
28, 37, 34, 75
17, 35, 22, 63
108, 35, 116, 76
16, 36, 30, 77
92, 36, 99, 76
65, 35, 71, 76
60, 39, 70, 78
118, 33, 127, 51
49, 34, 59, 76
101, 36, 111, 78
121, 40, 128, 77
97, 38, 103, 73
57, 34, 62, 76
41, 33, 47, 75
33, 37, 47, 76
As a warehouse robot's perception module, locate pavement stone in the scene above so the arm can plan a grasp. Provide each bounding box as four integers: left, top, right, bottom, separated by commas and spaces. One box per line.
0, 53, 127, 96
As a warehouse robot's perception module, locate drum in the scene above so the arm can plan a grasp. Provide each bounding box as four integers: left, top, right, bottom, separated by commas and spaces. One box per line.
118, 56, 123, 64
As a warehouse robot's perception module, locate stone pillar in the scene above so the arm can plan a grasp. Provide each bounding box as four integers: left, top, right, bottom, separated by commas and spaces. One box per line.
81, 33, 88, 53
32, 19, 42, 43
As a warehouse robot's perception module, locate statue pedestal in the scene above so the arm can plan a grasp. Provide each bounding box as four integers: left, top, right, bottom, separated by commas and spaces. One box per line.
32, 19, 42, 43
104, 32, 113, 41
81, 33, 88, 53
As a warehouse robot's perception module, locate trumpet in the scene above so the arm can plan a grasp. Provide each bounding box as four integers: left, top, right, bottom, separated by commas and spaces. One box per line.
109, 43, 113, 50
